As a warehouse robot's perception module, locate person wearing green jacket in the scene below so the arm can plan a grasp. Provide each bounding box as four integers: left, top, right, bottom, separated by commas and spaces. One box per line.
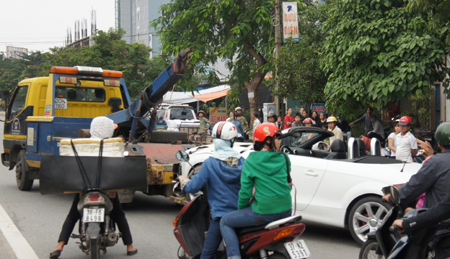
220, 123, 292, 259
198, 110, 211, 142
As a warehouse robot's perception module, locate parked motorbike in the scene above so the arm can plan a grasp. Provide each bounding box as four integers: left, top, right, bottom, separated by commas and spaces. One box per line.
68, 190, 119, 259
359, 186, 450, 259
173, 151, 310, 259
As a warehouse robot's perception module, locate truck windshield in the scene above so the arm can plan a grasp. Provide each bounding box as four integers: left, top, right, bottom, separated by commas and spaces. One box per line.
55, 87, 106, 102
170, 108, 195, 120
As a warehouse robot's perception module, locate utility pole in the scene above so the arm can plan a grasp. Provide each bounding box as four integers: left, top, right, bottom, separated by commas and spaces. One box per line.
274, 0, 282, 117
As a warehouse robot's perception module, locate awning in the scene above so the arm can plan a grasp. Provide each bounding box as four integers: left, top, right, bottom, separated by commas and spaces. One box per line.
163, 91, 199, 104
192, 89, 230, 102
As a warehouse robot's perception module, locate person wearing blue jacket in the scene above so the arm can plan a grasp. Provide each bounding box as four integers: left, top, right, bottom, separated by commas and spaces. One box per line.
179, 121, 245, 259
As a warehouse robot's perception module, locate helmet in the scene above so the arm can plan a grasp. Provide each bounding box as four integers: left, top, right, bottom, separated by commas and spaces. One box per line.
235, 107, 242, 111
91, 116, 115, 139
198, 110, 206, 115
326, 116, 337, 123
253, 123, 280, 142
211, 121, 238, 140
435, 122, 450, 146
399, 116, 412, 126
267, 112, 277, 120
303, 118, 313, 124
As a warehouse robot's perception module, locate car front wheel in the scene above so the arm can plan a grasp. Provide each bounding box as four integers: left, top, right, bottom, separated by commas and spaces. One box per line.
349, 196, 389, 245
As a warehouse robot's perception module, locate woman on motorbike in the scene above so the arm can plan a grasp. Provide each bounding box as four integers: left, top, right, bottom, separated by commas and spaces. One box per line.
220, 123, 292, 259
179, 121, 245, 259
50, 117, 137, 258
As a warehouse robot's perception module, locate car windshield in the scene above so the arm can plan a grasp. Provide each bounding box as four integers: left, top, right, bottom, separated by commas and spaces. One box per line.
281, 131, 320, 148
156, 110, 166, 120
170, 108, 195, 120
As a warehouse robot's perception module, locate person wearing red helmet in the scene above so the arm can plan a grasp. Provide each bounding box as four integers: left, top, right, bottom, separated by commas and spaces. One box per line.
303, 117, 313, 127
395, 116, 418, 162
220, 123, 292, 259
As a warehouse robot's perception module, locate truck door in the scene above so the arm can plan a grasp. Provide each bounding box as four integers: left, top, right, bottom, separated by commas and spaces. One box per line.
4, 85, 31, 137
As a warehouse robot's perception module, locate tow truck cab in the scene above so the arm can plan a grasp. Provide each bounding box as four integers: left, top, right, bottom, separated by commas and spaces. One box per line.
2, 66, 130, 190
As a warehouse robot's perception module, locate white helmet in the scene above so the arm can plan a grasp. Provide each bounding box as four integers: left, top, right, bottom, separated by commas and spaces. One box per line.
211, 121, 238, 140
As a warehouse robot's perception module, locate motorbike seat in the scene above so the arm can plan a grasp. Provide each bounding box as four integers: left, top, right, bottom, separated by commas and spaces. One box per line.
235, 215, 303, 236
235, 225, 267, 236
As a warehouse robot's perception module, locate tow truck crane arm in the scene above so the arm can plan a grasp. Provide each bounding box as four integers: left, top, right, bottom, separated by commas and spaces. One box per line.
106, 48, 193, 140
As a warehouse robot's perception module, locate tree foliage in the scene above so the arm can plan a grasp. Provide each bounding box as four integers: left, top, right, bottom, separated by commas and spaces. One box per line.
322, 0, 450, 116
0, 29, 168, 99
152, 0, 302, 116
272, 2, 329, 110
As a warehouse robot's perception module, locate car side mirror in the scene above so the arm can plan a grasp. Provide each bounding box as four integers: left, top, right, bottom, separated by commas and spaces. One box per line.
176, 151, 190, 162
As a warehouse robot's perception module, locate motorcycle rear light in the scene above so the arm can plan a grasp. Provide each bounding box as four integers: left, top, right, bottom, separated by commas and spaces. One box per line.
173, 217, 179, 227
273, 227, 296, 241
84, 193, 105, 205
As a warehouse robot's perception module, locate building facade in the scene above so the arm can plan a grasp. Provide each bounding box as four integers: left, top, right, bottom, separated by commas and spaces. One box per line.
115, 0, 170, 58
5, 46, 28, 59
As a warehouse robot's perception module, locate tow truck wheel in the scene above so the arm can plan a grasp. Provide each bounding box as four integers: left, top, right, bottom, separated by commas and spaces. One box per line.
15, 150, 34, 191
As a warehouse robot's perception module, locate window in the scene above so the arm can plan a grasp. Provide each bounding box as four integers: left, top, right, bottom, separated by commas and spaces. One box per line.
8, 86, 28, 120
55, 87, 106, 102
169, 108, 195, 120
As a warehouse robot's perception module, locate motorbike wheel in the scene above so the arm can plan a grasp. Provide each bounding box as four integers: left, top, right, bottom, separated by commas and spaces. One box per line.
268, 253, 288, 259
348, 196, 389, 245
15, 150, 34, 191
359, 239, 385, 259
90, 238, 101, 259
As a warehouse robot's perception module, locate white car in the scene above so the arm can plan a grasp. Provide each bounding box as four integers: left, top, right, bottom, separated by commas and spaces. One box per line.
178, 127, 422, 245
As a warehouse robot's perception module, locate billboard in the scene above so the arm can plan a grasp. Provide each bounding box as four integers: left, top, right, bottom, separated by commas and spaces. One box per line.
209, 107, 227, 124
312, 103, 326, 113
282, 2, 299, 43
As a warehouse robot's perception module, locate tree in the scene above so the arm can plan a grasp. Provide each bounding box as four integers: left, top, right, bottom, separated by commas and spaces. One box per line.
322, 0, 450, 117
273, 2, 329, 112
152, 0, 288, 118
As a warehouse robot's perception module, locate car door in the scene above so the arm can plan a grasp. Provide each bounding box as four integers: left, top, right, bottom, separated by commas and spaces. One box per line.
289, 154, 329, 211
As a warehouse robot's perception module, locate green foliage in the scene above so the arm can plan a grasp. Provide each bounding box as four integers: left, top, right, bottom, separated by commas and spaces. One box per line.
322, 0, 450, 116
410, 90, 433, 130
272, 2, 329, 108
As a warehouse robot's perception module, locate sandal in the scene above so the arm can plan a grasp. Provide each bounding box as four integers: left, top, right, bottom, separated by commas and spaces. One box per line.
127, 249, 138, 256
49, 251, 61, 259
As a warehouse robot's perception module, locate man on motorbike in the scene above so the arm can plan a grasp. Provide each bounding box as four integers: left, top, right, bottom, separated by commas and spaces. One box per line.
220, 123, 292, 259
50, 117, 137, 258
178, 121, 245, 259
383, 122, 450, 258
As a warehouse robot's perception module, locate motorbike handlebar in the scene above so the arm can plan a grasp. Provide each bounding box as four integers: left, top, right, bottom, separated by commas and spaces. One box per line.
389, 225, 400, 232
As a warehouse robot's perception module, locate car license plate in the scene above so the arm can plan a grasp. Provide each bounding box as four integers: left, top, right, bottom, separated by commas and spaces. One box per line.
82, 208, 105, 223
284, 238, 311, 259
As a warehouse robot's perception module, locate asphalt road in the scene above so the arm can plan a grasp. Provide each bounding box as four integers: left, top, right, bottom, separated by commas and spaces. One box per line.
0, 120, 360, 259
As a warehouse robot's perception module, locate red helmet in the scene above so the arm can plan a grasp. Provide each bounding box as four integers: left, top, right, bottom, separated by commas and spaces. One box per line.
399, 116, 412, 126
253, 123, 280, 142
303, 118, 313, 124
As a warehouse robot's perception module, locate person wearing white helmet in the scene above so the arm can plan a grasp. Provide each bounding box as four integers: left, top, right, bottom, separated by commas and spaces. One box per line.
179, 121, 245, 259
327, 116, 343, 147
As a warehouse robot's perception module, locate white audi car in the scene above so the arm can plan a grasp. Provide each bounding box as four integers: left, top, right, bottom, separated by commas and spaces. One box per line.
178, 127, 421, 245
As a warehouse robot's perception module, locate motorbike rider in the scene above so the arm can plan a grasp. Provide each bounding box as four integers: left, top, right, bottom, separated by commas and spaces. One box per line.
383, 122, 450, 258
178, 121, 245, 259
220, 123, 292, 259
49, 117, 137, 259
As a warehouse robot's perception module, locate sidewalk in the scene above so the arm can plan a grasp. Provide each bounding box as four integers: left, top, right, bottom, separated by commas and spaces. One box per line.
0, 230, 17, 259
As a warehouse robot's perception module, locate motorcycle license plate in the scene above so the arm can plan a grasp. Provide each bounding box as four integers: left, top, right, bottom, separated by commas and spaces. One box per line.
82, 208, 105, 223
284, 238, 311, 259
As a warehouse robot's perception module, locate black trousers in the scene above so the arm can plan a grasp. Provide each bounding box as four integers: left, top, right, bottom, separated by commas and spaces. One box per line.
58, 194, 133, 245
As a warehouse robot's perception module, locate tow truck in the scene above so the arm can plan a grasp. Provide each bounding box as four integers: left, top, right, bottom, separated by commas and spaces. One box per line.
2, 48, 194, 202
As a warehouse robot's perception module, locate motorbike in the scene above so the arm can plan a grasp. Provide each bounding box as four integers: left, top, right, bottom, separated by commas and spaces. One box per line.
359, 186, 450, 259
173, 151, 310, 259
71, 190, 120, 259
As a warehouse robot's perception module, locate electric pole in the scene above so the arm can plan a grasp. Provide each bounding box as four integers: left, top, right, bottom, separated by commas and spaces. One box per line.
274, 0, 282, 117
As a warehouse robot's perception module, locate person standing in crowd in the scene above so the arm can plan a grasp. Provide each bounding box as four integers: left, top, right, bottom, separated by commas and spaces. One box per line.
251, 111, 261, 140
232, 113, 245, 142
220, 123, 292, 259
179, 121, 245, 259
301, 110, 309, 122
311, 111, 319, 126
388, 119, 401, 157
284, 108, 295, 129
367, 115, 385, 142
276, 116, 283, 130
268, 112, 277, 125
299, 107, 305, 120
292, 113, 303, 127
327, 116, 343, 147
395, 116, 418, 162
234, 107, 248, 131
198, 110, 211, 142
350, 107, 375, 136
226, 111, 234, 122
317, 112, 327, 128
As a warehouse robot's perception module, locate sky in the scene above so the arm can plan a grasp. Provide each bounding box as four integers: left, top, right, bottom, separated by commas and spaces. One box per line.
0, 0, 115, 53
